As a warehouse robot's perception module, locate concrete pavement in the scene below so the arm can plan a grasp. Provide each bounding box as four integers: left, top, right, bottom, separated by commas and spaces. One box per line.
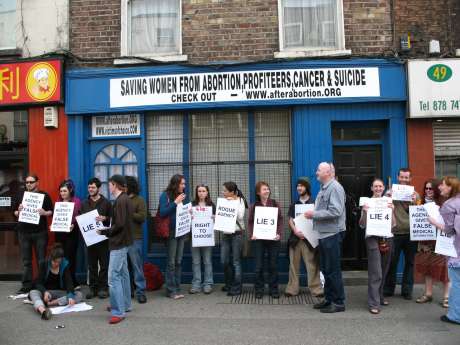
1, 281, 459, 345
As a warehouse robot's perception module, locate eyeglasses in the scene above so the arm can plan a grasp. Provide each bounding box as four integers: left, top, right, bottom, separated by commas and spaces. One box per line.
25, 180, 37, 184
425, 187, 433, 190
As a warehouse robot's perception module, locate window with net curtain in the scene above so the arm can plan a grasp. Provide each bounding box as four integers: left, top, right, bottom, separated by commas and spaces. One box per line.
282, 0, 339, 50
128, 0, 180, 55
0, 0, 16, 49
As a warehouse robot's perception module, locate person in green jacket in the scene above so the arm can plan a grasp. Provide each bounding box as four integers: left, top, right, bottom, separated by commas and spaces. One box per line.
125, 176, 148, 304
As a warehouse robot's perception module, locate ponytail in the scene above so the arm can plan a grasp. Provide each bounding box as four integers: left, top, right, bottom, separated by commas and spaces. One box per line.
223, 181, 248, 208
236, 187, 248, 208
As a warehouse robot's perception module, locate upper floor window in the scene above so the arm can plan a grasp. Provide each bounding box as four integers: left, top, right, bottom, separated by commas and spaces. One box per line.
120, 0, 186, 63
277, 0, 348, 57
0, 0, 16, 50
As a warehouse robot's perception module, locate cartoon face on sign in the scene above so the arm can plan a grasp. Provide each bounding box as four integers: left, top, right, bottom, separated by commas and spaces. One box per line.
26, 63, 58, 101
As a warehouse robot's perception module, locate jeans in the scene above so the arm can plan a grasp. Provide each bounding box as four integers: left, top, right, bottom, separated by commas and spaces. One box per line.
18, 231, 48, 290
29, 289, 83, 310
128, 240, 146, 297
447, 266, 460, 323
165, 236, 186, 296
366, 237, 393, 309
191, 246, 213, 290
87, 240, 109, 292
384, 234, 417, 296
318, 232, 345, 306
221, 233, 242, 292
254, 240, 280, 294
108, 247, 131, 317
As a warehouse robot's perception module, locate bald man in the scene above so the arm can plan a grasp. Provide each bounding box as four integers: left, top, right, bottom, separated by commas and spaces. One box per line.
305, 162, 346, 313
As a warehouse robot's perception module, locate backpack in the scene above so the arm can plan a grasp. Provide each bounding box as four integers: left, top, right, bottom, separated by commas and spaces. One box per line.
143, 262, 164, 291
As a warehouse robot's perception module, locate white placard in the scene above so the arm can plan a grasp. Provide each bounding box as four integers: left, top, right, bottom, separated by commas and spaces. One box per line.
294, 203, 314, 218
293, 214, 318, 248
391, 184, 415, 202
408, 59, 460, 118
435, 231, 458, 258
423, 202, 445, 226
359, 197, 370, 207
214, 198, 240, 233
50, 202, 75, 232
191, 206, 215, 247
366, 198, 392, 237
91, 114, 141, 137
18, 192, 45, 225
76, 209, 108, 247
252, 206, 278, 240
175, 202, 192, 238
0, 197, 11, 207
110, 68, 380, 108
409, 205, 437, 241
50, 302, 93, 315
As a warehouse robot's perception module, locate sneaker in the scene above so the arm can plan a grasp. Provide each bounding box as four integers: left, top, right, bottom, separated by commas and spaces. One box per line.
189, 288, 201, 294
203, 286, 213, 294
313, 300, 331, 310
137, 294, 147, 304
17, 287, 30, 294
320, 304, 345, 313
98, 290, 109, 299
41, 308, 52, 320
109, 316, 125, 324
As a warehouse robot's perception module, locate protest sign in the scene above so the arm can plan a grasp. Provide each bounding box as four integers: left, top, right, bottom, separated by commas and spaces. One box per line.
294, 203, 314, 218
423, 202, 445, 226
50, 202, 75, 232
435, 231, 458, 257
214, 198, 240, 233
391, 184, 415, 202
253, 206, 278, 240
409, 205, 437, 241
18, 192, 45, 225
293, 214, 318, 248
366, 198, 392, 237
76, 209, 108, 246
175, 202, 192, 238
192, 206, 215, 247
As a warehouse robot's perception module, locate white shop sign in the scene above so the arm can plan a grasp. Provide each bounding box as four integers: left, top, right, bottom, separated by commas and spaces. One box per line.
91, 114, 141, 137
110, 68, 380, 108
408, 59, 460, 117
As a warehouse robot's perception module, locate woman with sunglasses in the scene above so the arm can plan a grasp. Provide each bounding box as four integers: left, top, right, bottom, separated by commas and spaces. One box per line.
54, 180, 82, 287
189, 185, 216, 294
415, 179, 450, 307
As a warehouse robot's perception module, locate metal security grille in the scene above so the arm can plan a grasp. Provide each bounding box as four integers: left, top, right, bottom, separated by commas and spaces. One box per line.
226, 287, 319, 305
146, 110, 292, 248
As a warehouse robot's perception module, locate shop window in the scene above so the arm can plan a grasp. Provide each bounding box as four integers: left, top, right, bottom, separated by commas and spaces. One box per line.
146, 110, 292, 249
435, 157, 460, 179
0, 0, 16, 50
94, 144, 138, 199
276, 0, 348, 57
120, 0, 186, 62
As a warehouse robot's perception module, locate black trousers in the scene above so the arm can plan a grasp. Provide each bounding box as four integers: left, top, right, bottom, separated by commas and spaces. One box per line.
18, 231, 48, 290
254, 240, 280, 294
87, 240, 109, 291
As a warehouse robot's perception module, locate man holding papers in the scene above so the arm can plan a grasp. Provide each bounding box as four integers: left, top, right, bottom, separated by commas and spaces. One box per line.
305, 162, 346, 313
383, 168, 420, 300
285, 178, 323, 298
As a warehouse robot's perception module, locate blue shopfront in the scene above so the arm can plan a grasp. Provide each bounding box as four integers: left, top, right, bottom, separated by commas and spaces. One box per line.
66, 58, 407, 282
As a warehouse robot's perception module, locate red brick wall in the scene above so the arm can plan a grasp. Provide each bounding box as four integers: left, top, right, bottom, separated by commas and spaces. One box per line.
407, 119, 434, 195
69, 0, 395, 67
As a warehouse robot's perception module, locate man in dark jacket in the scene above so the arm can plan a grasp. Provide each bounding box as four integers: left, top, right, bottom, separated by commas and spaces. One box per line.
80, 177, 112, 299
14, 174, 53, 294
98, 175, 134, 325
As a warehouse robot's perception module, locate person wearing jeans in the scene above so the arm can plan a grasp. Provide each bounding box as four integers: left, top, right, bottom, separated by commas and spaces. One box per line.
126, 176, 147, 304
14, 174, 53, 294
98, 175, 134, 325
190, 185, 216, 294
248, 181, 283, 299
305, 162, 346, 313
159, 174, 189, 300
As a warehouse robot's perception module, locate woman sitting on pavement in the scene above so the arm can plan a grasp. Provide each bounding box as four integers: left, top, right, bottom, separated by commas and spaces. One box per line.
28, 243, 83, 320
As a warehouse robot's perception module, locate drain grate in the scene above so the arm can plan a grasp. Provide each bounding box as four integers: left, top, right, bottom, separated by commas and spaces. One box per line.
228, 287, 321, 305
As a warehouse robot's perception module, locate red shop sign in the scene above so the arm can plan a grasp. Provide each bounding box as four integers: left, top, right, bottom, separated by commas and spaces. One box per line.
0, 59, 63, 107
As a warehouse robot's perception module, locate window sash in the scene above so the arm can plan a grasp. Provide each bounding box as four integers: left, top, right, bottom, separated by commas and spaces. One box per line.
0, 0, 16, 49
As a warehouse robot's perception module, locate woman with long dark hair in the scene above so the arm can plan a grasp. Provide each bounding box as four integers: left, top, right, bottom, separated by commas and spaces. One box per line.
415, 179, 449, 307
159, 174, 189, 299
189, 184, 216, 294
220, 181, 247, 296
54, 179, 81, 287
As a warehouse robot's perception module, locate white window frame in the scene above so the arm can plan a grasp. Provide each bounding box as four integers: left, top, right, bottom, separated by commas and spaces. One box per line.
118, 0, 187, 65
275, 0, 351, 58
